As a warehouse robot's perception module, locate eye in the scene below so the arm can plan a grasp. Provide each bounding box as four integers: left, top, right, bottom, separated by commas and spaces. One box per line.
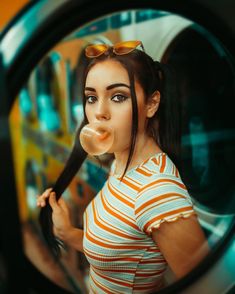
111, 94, 128, 103
85, 95, 97, 104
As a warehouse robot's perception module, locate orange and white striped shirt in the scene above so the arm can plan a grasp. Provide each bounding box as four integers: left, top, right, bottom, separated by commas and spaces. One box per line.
83, 153, 195, 293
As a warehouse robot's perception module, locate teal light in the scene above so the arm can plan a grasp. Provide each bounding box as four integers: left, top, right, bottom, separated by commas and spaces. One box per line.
19, 87, 32, 116
37, 93, 60, 132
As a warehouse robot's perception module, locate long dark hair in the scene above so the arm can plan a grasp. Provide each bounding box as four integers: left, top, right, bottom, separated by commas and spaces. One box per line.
39, 45, 181, 257
39, 136, 87, 257
82, 48, 181, 173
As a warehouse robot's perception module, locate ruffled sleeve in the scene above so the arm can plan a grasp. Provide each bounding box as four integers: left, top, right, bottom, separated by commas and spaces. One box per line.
134, 174, 196, 234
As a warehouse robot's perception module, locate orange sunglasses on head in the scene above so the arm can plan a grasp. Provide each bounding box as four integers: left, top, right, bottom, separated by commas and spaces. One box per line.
85, 40, 144, 58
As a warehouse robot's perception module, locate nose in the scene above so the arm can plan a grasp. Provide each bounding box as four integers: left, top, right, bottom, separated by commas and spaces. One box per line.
95, 101, 110, 121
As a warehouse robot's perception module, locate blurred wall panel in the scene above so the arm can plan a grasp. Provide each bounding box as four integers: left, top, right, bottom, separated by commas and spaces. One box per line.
0, 0, 29, 30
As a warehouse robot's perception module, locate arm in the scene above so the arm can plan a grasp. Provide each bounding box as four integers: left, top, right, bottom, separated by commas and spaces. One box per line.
37, 189, 84, 253
152, 215, 209, 279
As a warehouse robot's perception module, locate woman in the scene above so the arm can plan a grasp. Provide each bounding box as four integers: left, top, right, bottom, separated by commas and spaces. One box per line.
37, 40, 209, 293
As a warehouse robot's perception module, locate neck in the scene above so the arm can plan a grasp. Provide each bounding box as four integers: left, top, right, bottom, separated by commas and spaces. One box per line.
114, 134, 162, 176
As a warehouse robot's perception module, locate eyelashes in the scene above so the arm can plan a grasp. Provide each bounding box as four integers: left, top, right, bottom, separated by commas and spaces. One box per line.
85, 95, 97, 104
85, 93, 130, 104
111, 94, 129, 103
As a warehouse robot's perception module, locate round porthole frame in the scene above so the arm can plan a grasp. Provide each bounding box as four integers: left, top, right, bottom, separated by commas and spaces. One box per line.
0, 1, 234, 293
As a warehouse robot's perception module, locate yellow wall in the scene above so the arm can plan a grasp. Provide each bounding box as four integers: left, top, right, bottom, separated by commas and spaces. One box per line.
0, 0, 29, 30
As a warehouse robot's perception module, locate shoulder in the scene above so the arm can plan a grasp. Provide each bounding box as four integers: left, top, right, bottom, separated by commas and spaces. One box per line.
137, 152, 184, 188
148, 152, 180, 177
135, 153, 193, 208
134, 154, 194, 234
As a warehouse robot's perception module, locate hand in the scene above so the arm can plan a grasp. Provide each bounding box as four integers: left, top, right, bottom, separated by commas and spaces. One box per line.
36, 188, 53, 207
37, 189, 73, 240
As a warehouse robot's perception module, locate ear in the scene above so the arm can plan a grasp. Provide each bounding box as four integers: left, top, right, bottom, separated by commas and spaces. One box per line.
146, 91, 160, 118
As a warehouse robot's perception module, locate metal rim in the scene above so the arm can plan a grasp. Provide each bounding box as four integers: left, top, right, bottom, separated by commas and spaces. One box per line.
0, 0, 235, 293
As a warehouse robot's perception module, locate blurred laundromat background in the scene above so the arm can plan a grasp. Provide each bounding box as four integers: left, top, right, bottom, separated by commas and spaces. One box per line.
0, 1, 235, 294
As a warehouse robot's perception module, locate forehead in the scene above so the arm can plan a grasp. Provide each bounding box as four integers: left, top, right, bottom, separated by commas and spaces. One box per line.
85, 59, 129, 85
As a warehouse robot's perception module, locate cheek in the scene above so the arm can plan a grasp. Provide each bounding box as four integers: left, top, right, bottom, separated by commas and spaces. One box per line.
112, 109, 132, 142
113, 104, 131, 124
118, 116, 132, 133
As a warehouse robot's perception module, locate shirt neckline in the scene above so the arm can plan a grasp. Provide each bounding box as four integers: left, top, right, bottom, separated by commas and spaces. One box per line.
110, 152, 166, 179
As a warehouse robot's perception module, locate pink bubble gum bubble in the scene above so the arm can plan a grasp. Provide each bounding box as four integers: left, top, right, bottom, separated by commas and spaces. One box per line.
79, 122, 114, 156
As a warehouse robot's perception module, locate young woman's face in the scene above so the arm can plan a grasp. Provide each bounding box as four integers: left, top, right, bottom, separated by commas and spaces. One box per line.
84, 59, 149, 154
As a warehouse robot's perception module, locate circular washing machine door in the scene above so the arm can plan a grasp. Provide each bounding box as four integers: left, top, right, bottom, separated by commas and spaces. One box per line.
0, 1, 234, 294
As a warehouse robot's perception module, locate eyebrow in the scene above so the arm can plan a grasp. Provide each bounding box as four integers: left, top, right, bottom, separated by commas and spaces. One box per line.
85, 83, 130, 92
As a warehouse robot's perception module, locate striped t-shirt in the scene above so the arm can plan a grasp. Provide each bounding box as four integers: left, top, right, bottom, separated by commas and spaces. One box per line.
83, 153, 195, 293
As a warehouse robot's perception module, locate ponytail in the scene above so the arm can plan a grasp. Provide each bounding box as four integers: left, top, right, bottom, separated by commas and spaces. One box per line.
39, 128, 87, 257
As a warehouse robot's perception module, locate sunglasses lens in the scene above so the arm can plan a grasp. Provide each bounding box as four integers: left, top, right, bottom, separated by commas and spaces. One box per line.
85, 41, 143, 58
114, 41, 142, 55
85, 44, 108, 58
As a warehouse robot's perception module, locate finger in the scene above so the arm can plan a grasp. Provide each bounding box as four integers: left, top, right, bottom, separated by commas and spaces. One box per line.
58, 198, 67, 209
43, 188, 53, 198
37, 188, 53, 206
36, 195, 47, 207
48, 192, 60, 211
